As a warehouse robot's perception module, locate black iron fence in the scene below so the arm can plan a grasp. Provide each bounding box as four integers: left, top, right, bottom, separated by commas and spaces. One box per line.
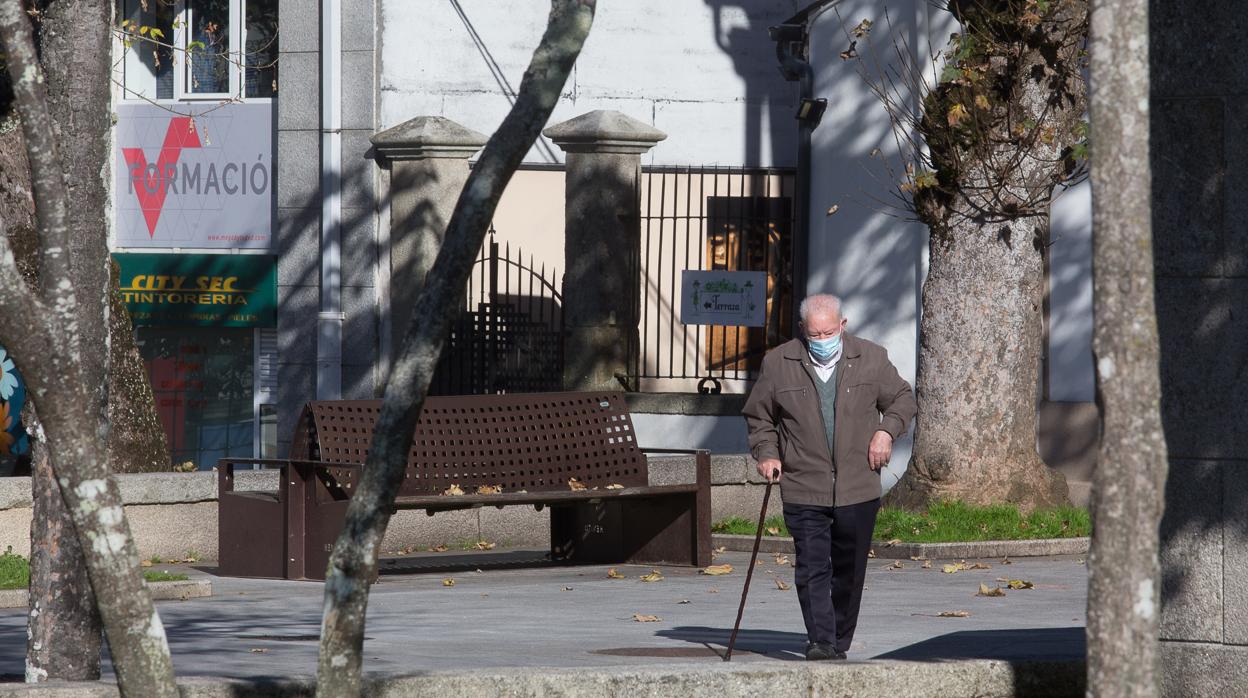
429, 231, 564, 395
631, 166, 797, 394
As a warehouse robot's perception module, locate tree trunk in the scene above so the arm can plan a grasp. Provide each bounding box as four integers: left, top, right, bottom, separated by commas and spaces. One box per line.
888, 216, 1069, 510
26, 406, 102, 682
0, 4, 177, 694
314, 2, 595, 695
1085, 0, 1166, 694
885, 0, 1088, 511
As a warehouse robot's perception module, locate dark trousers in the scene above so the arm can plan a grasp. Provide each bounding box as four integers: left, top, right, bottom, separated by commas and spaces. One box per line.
782, 498, 880, 652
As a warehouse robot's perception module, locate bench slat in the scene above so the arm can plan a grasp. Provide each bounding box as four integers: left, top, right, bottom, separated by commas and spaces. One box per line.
393, 483, 699, 510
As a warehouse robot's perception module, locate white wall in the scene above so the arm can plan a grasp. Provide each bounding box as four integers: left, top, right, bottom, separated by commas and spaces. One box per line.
379, 0, 802, 167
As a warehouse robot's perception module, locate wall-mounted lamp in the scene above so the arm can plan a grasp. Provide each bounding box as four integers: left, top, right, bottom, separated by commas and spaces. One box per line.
796, 97, 827, 129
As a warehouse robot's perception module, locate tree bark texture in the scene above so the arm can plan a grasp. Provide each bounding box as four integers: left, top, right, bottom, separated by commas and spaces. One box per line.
886, 0, 1088, 511
108, 259, 171, 473
0, 3, 178, 695
1085, 0, 1166, 694
26, 406, 102, 682
314, 2, 595, 695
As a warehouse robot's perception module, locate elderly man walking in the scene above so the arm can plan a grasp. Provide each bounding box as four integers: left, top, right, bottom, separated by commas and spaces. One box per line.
742, 294, 916, 660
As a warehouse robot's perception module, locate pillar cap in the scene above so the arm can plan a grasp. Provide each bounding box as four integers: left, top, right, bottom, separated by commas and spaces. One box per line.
543, 110, 667, 155
371, 116, 489, 161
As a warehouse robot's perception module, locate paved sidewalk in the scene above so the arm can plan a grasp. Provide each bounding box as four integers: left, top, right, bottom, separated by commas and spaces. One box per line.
0, 550, 1087, 681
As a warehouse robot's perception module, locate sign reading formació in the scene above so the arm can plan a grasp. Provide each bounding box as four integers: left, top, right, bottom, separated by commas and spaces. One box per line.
114, 103, 272, 248
114, 254, 276, 327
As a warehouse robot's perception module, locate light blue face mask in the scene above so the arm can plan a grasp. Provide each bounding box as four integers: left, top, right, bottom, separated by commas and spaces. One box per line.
808, 333, 842, 362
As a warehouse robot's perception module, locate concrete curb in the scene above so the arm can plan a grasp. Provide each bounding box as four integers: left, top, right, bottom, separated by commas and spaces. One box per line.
713, 534, 1090, 559
0, 659, 1086, 697
0, 579, 211, 609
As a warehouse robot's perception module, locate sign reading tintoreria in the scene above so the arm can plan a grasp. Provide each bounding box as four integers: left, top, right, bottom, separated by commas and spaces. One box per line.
680, 270, 768, 327
114, 254, 277, 328
114, 103, 272, 248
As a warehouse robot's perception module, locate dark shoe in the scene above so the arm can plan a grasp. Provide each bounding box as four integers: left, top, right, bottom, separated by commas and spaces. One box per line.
833, 650, 848, 660
806, 642, 838, 661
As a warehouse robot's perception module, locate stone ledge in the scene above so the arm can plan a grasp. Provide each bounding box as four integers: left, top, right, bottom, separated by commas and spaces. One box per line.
0, 659, 1085, 697
713, 534, 1090, 559
625, 392, 747, 416
0, 579, 211, 609
0, 471, 280, 511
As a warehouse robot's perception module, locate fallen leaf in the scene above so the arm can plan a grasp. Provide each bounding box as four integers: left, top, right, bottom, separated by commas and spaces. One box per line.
765, 526, 780, 536
701, 564, 733, 576
562, 586, 574, 591
969, 562, 992, 570
942, 563, 965, 574
938, 610, 971, 618
826, 204, 840, 216
885, 560, 903, 570
852, 18, 872, 37
568, 478, 588, 491
141, 559, 154, 568
974, 94, 991, 110
607, 568, 625, 579
429, 544, 449, 553
775, 577, 791, 591
249, 648, 268, 653
442, 578, 455, 587
922, 560, 933, 569
1006, 579, 1034, 590
678, 599, 690, 604
632, 614, 661, 623
870, 147, 881, 157
1001, 557, 1013, 565
442, 484, 465, 496
909, 555, 925, 561
605, 484, 624, 490
774, 553, 790, 566
943, 560, 991, 573
476, 485, 502, 495
839, 40, 857, 60
714, 546, 727, 554
474, 540, 496, 551
947, 102, 970, 127
883, 539, 902, 548
977, 583, 1006, 597
867, 549, 876, 558
640, 570, 664, 582
708, 588, 719, 594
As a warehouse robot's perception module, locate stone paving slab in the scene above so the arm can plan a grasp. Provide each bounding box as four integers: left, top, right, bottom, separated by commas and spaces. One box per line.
0, 550, 1087, 686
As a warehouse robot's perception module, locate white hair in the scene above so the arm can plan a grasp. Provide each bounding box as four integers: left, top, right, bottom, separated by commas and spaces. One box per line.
799, 294, 842, 323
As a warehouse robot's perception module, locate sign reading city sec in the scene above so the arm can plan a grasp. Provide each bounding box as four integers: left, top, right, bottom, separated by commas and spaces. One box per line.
680, 270, 768, 327
114, 103, 272, 249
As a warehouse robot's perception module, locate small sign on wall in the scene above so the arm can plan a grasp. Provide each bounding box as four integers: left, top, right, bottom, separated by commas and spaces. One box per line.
680, 270, 767, 327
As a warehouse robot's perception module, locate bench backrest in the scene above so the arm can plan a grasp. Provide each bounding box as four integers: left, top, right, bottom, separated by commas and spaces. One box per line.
289, 391, 648, 496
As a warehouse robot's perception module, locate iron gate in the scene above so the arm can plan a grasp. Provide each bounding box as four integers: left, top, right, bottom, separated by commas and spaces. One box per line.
429, 232, 564, 395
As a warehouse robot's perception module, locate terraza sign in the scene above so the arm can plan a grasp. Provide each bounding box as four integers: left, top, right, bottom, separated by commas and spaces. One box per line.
114, 103, 272, 249
115, 253, 276, 328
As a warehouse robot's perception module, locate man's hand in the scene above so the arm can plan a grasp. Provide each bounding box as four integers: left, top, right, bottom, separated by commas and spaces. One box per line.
868, 431, 893, 471
756, 458, 782, 483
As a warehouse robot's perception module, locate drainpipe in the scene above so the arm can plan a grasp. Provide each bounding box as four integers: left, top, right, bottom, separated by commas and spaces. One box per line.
769, 22, 816, 333
318, 0, 343, 399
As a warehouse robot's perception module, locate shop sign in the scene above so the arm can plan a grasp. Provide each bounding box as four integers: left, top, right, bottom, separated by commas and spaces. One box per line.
114, 253, 276, 327
114, 103, 272, 248
680, 270, 767, 327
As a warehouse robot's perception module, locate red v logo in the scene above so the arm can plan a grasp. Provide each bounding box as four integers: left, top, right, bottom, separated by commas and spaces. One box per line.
121, 117, 203, 237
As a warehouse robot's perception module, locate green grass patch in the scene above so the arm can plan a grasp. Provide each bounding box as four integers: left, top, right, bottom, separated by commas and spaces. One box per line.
874, 501, 1090, 543
711, 501, 1090, 542
143, 570, 189, 583
0, 547, 30, 591
711, 515, 789, 537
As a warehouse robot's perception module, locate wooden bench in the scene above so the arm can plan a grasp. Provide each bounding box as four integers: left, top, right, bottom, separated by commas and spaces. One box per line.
216, 391, 712, 580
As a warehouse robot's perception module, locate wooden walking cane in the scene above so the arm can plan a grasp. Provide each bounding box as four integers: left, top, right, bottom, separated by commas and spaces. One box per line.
724, 478, 774, 662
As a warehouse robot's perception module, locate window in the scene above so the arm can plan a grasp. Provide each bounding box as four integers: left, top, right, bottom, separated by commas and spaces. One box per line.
120, 0, 277, 101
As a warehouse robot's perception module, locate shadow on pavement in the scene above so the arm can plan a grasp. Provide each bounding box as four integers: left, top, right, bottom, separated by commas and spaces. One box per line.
874, 627, 1086, 661
657, 626, 807, 661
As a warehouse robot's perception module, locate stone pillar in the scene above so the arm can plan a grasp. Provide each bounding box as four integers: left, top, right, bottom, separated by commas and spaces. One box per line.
544, 111, 666, 391
371, 117, 487, 354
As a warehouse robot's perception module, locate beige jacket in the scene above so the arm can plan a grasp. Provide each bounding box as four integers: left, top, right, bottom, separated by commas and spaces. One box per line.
742, 334, 917, 507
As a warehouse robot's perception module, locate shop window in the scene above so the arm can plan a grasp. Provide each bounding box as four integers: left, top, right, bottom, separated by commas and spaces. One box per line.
120, 0, 277, 101
136, 327, 254, 469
